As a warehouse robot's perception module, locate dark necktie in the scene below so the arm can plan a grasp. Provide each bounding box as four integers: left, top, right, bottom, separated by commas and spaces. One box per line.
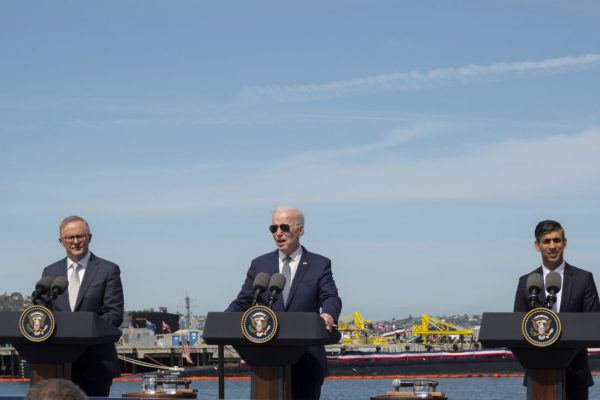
282, 256, 292, 305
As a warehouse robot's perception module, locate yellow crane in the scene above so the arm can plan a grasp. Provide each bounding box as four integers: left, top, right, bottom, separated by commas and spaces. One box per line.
337, 312, 387, 345
411, 314, 473, 343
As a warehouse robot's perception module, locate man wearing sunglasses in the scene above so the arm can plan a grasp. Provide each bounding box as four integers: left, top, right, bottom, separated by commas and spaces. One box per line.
227, 206, 342, 399
41, 216, 124, 397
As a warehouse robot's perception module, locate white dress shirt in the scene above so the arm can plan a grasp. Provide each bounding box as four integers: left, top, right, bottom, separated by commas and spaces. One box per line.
67, 251, 90, 284
542, 260, 565, 311
279, 246, 303, 283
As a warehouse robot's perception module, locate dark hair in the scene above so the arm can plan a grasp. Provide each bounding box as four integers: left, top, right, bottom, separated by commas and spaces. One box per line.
534, 220, 564, 242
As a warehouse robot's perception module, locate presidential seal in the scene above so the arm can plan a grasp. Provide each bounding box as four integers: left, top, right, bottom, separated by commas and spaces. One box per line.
522, 307, 561, 347
19, 305, 56, 343
241, 305, 279, 344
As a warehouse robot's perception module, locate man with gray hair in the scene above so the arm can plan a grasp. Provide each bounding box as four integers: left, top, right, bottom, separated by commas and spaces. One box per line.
42, 216, 124, 397
227, 206, 342, 399
26, 379, 87, 400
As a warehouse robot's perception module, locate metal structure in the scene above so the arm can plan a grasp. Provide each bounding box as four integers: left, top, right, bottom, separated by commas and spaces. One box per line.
337, 312, 387, 345
411, 314, 473, 343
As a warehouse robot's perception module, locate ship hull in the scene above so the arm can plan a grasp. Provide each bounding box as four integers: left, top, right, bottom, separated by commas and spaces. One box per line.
177, 349, 600, 377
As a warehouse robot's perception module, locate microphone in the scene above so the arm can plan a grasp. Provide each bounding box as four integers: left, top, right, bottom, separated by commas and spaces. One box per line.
31, 276, 53, 305
545, 271, 562, 310
526, 273, 544, 309
47, 276, 69, 302
266, 273, 286, 308
251, 272, 271, 306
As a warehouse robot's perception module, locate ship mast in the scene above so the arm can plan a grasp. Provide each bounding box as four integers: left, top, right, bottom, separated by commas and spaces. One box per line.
185, 294, 191, 329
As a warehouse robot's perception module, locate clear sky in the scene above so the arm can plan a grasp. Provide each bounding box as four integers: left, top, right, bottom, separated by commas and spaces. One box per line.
2, 1, 600, 321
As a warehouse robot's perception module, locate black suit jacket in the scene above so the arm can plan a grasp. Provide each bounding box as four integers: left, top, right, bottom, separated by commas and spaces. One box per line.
514, 263, 600, 387
226, 246, 342, 381
42, 252, 124, 380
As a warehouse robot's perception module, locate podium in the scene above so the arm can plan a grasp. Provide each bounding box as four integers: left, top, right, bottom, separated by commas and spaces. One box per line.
203, 312, 340, 400
0, 311, 121, 383
479, 312, 600, 400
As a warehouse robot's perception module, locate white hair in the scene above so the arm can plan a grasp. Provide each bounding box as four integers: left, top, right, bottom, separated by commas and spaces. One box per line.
272, 206, 304, 226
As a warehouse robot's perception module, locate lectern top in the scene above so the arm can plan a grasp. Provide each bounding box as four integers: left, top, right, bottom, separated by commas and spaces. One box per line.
479, 312, 600, 348
203, 311, 340, 346
0, 311, 121, 344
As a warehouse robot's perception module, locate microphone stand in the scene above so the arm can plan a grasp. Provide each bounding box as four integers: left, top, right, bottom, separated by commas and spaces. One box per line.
251, 289, 265, 307
266, 290, 280, 308
545, 293, 557, 310
32, 293, 52, 308
528, 291, 540, 309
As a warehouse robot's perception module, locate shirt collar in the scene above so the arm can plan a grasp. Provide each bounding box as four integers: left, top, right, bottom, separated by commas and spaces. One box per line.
68, 251, 91, 269
279, 246, 302, 262
542, 260, 565, 276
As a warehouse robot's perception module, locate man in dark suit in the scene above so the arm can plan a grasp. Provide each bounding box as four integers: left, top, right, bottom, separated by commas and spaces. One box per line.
227, 206, 342, 400
42, 216, 124, 397
514, 220, 600, 400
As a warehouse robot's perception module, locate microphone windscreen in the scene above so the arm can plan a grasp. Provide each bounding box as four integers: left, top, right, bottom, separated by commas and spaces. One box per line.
35, 276, 54, 293
253, 272, 270, 291
51, 276, 69, 294
526, 273, 544, 292
545, 271, 562, 293
268, 273, 286, 293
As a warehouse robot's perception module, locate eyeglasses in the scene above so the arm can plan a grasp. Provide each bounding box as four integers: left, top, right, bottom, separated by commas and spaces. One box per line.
269, 224, 291, 233
62, 234, 88, 243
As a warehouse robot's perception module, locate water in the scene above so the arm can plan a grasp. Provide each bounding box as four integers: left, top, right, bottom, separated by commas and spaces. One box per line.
0, 377, 523, 399
1, 377, 599, 399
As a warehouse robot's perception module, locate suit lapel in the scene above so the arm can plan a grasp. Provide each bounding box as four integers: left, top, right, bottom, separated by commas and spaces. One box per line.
269, 250, 279, 275
285, 247, 310, 310
534, 266, 547, 306
269, 251, 285, 312
559, 263, 573, 312
75, 252, 99, 311
55, 258, 71, 311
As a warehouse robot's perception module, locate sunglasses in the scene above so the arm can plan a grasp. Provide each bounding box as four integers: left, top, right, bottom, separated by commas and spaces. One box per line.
269, 224, 291, 233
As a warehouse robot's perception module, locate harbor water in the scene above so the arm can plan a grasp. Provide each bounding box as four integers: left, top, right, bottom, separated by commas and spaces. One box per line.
4, 376, 600, 399
0, 377, 539, 399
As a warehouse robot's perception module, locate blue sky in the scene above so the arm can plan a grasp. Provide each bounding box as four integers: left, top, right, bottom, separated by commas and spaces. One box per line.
2, 1, 600, 321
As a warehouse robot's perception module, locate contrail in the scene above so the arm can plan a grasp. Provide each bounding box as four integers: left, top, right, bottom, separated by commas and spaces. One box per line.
238, 53, 600, 101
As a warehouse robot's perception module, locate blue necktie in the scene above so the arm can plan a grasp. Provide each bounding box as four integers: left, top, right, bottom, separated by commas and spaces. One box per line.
282, 256, 292, 305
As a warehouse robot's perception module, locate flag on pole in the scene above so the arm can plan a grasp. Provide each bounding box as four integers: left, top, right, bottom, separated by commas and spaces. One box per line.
183, 337, 193, 364
162, 320, 172, 333
145, 320, 156, 333
128, 323, 134, 338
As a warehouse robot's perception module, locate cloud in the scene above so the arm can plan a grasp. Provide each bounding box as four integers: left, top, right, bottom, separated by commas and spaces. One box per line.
238, 53, 600, 102
150, 128, 600, 209
269, 128, 600, 203
282, 127, 426, 165
2, 127, 599, 217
